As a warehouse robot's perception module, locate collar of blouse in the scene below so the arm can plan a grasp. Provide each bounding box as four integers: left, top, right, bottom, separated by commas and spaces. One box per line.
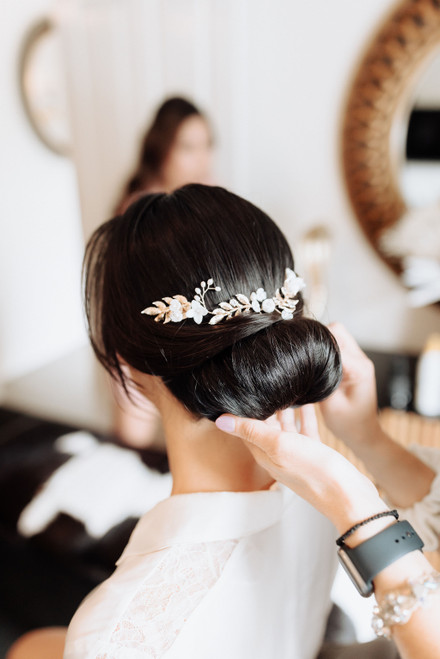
117, 483, 296, 563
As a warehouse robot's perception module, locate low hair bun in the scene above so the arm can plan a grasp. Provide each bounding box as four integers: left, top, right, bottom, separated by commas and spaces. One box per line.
165, 315, 342, 421
133, 307, 297, 375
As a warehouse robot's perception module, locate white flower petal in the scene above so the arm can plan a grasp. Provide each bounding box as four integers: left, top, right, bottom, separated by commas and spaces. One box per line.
191, 301, 208, 316
256, 288, 267, 301
170, 310, 183, 322
251, 300, 261, 312
262, 298, 276, 313
284, 269, 306, 296
169, 299, 182, 311
281, 309, 293, 320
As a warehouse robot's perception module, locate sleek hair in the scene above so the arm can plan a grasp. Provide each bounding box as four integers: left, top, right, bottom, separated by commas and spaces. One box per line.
84, 184, 341, 421
120, 97, 205, 204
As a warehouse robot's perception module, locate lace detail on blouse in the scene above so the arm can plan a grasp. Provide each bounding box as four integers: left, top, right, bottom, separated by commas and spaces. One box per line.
96, 539, 238, 659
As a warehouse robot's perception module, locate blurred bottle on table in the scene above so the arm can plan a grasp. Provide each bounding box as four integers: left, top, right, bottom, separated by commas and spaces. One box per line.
414, 333, 440, 417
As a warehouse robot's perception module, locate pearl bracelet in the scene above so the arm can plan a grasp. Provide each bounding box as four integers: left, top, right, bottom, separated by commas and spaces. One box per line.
372, 571, 440, 639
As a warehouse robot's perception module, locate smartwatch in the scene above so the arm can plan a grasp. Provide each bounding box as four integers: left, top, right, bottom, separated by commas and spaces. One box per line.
337, 520, 424, 597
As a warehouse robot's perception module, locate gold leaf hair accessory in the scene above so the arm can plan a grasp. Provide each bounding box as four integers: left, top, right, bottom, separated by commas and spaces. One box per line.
141, 268, 305, 325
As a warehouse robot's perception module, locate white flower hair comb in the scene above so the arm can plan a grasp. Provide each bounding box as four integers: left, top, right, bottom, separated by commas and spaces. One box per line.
141, 268, 305, 325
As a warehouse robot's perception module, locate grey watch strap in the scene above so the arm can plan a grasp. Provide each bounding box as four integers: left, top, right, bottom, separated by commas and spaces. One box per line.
340, 520, 424, 592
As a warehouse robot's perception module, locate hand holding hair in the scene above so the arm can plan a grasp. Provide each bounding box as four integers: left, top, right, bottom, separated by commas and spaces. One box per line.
319, 322, 381, 446
216, 406, 440, 659
215, 405, 388, 537
319, 324, 435, 509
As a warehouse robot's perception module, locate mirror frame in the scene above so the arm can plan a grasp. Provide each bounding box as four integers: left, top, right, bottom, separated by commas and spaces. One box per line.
341, 0, 440, 275
18, 18, 71, 157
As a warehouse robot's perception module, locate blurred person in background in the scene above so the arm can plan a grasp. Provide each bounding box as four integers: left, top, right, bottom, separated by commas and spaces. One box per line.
116, 96, 214, 213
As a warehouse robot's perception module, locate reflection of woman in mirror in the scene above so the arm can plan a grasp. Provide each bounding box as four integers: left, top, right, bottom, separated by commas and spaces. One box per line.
64, 184, 342, 658
113, 97, 215, 447
116, 96, 214, 213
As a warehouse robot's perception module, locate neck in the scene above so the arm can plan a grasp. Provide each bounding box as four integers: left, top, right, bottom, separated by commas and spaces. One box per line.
156, 390, 274, 495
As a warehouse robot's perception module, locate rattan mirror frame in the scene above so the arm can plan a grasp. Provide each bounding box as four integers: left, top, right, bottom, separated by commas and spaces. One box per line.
341, 0, 440, 275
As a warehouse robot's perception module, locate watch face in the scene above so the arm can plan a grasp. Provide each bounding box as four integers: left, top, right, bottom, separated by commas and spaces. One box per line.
19, 18, 72, 156
338, 548, 374, 598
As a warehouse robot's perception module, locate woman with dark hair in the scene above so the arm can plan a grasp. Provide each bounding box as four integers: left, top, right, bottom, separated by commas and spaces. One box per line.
63, 184, 342, 659
116, 97, 213, 213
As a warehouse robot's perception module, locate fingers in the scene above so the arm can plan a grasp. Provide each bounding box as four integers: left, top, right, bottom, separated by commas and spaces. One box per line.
215, 405, 321, 453
328, 322, 362, 354
297, 405, 320, 440
328, 322, 373, 383
278, 405, 320, 439
276, 407, 296, 432
215, 415, 282, 451
266, 413, 282, 429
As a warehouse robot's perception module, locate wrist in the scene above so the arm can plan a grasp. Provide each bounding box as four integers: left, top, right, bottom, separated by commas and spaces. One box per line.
341, 417, 384, 450
344, 514, 397, 548
331, 483, 389, 537
373, 549, 430, 596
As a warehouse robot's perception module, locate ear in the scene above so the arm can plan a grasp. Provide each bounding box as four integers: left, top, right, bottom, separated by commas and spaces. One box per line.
114, 354, 170, 408
115, 353, 146, 384
120, 364, 164, 405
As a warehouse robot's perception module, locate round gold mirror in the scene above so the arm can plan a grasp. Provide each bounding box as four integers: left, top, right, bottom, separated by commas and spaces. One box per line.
341, 0, 440, 288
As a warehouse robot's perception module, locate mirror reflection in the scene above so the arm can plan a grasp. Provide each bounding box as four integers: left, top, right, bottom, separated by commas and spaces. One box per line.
401, 49, 440, 208
381, 51, 440, 308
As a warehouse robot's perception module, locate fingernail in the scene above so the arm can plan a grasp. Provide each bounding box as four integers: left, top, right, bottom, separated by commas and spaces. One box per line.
215, 416, 236, 433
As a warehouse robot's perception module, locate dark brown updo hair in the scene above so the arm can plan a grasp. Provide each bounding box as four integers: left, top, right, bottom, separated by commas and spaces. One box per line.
84, 184, 341, 421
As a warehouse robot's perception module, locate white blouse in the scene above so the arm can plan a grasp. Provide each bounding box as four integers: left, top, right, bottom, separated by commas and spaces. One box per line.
64, 484, 338, 659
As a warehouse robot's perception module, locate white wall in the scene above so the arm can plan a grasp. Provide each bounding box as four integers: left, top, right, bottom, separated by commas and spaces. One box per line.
0, 0, 86, 389
59, 0, 440, 354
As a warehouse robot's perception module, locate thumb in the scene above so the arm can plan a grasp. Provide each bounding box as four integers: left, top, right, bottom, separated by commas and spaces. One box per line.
215, 415, 282, 452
